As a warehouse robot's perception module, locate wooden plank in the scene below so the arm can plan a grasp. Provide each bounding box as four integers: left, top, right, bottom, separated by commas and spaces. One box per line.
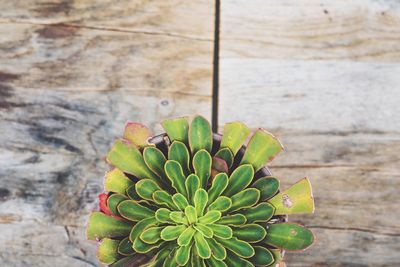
220, 1, 400, 266
0, 1, 214, 266
221, 0, 400, 61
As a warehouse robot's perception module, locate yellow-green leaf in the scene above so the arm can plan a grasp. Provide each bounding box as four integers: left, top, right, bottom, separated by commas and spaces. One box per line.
161, 225, 187, 241
165, 160, 187, 196
268, 178, 314, 215
97, 238, 120, 265
104, 168, 134, 195
118, 200, 155, 222
229, 188, 260, 212
223, 164, 254, 197
220, 121, 250, 156
208, 196, 232, 212
162, 116, 189, 144
194, 231, 211, 259
189, 115, 213, 154
169, 141, 190, 176
207, 173, 229, 205
123, 122, 152, 148
240, 129, 283, 172
87, 212, 133, 240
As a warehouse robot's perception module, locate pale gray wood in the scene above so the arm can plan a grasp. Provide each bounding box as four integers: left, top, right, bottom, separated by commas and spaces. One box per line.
0, 1, 214, 266
220, 1, 400, 266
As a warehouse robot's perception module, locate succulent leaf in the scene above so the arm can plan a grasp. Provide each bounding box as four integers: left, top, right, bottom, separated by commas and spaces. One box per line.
252, 176, 280, 201
118, 200, 155, 222
250, 246, 274, 266
172, 193, 189, 211
155, 208, 172, 223
161, 225, 187, 241
126, 185, 141, 201
194, 189, 208, 217
140, 227, 164, 244
143, 147, 167, 181
268, 177, 314, 215
232, 224, 267, 243
240, 129, 283, 172
219, 122, 250, 156
107, 194, 128, 216
107, 139, 159, 182
208, 196, 232, 212
175, 243, 192, 265
216, 237, 255, 258
185, 174, 200, 204
229, 188, 260, 212
206, 238, 226, 260
123, 122, 152, 148
168, 141, 191, 176
177, 226, 196, 246
239, 202, 275, 223
87, 212, 133, 240
223, 164, 254, 197
207, 256, 228, 267
165, 160, 187, 196
194, 231, 212, 259
152, 190, 177, 210
198, 210, 221, 224
129, 217, 158, 243
208, 224, 233, 239
193, 149, 212, 189
97, 238, 121, 265
263, 223, 315, 251
185, 205, 198, 224
105, 168, 135, 194
118, 237, 135, 256
194, 223, 213, 238
162, 117, 189, 144
207, 173, 229, 205
189, 115, 213, 154
136, 179, 162, 201
217, 214, 247, 226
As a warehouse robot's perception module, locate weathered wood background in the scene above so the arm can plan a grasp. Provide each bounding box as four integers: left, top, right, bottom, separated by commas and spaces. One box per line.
0, 0, 399, 266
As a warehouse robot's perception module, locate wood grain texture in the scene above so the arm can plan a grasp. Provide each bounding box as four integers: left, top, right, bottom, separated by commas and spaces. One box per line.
221, 0, 400, 61
220, 1, 400, 266
0, 1, 214, 266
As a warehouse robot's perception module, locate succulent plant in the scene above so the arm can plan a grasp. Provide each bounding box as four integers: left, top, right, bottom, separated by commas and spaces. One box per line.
87, 116, 315, 267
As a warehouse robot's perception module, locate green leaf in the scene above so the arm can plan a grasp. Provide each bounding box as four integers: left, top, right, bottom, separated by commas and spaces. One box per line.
216, 237, 255, 258
172, 193, 189, 211
140, 226, 164, 244
185, 174, 200, 204
224, 251, 253, 267
207, 173, 229, 205
107, 193, 128, 215
150, 246, 174, 267
118, 200, 155, 221
239, 202, 275, 223
194, 223, 213, 238
105, 168, 134, 194
143, 146, 167, 181
250, 246, 274, 266
194, 231, 211, 259
240, 129, 283, 172
229, 188, 260, 212
214, 148, 234, 168
118, 237, 135, 256
136, 179, 162, 201
162, 117, 189, 144
176, 243, 192, 266
107, 139, 159, 182
161, 225, 187, 241
268, 178, 314, 215
206, 238, 226, 260
110, 255, 138, 267
220, 122, 250, 156
191, 249, 206, 267
189, 115, 213, 154
163, 249, 179, 267
232, 224, 266, 243
165, 160, 187, 196
170, 211, 188, 224
208, 196, 232, 212
252, 176, 280, 201
223, 164, 254, 197
207, 224, 232, 239
206, 256, 227, 267
155, 208, 172, 223
263, 223, 315, 251
129, 217, 158, 243
266, 248, 283, 267
123, 122, 152, 148
97, 238, 120, 265
194, 189, 208, 217
185, 205, 197, 224
178, 226, 196, 246
168, 141, 190, 176
126, 185, 141, 200
87, 212, 133, 240
217, 214, 247, 226
198, 210, 221, 224
193, 149, 212, 189
133, 237, 163, 253
153, 190, 178, 210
